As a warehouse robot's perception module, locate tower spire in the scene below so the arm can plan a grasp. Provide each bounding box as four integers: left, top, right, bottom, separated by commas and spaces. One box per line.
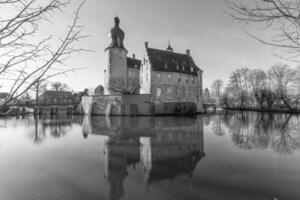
107, 16, 125, 49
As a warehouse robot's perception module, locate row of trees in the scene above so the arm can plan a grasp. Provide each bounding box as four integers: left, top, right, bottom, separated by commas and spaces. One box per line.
20, 81, 71, 101
209, 64, 300, 109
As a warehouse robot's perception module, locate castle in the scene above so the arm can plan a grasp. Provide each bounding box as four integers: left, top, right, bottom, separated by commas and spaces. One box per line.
82, 17, 203, 116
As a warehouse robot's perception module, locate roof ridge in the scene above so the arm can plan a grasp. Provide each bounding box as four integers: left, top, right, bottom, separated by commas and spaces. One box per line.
147, 47, 188, 57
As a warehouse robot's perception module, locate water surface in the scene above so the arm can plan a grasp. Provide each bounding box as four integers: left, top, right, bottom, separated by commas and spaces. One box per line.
0, 112, 300, 200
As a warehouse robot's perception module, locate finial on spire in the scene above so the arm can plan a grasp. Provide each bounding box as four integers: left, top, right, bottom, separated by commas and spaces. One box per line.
166, 39, 173, 52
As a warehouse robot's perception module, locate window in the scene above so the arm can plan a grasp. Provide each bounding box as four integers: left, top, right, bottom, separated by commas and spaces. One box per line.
191, 67, 194, 72
167, 88, 172, 97
182, 65, 185, 71
157, 73, 161, 78
177, 88, 181, 97
165, 63, 168, 69
128, 70, 132, 76
168, 74, 172, 79
156, 88, 162, 97
176, 65, 179, 70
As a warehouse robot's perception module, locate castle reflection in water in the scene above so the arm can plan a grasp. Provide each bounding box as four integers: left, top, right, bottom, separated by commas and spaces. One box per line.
82, 116, 205, 200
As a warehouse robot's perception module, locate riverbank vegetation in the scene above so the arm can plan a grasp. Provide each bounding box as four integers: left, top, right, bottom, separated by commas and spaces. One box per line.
213, 0, 300, 112
208, 64, 300, 111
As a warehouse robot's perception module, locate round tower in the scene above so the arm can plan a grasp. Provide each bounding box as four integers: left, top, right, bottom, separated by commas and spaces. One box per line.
104, 17, 128, 95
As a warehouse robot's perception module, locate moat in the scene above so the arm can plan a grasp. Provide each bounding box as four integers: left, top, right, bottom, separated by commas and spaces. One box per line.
0, 112, 300, 200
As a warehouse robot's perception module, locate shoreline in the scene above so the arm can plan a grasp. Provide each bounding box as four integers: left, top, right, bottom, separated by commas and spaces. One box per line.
225, 107, 300, 114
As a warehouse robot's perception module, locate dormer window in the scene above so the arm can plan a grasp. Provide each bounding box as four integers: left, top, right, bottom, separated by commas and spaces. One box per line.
191, 67, 194, 72
165, 63, 168, 69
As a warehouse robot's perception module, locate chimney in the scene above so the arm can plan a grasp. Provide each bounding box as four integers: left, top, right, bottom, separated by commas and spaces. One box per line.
186, 49, 190, 56
145, 41, 148, 49
132, 54, 135, 59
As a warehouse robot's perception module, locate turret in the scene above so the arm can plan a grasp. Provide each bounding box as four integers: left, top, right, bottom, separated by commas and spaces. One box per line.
104, 17, 128, 95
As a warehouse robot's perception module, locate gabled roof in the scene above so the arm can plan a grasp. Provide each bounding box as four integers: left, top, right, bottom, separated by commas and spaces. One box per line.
0, 92, 9, 99
127, 57, 141, 70
146, 48, 202, 76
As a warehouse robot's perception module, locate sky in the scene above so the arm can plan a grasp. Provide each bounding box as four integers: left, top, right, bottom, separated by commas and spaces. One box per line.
1, 0, 296, 92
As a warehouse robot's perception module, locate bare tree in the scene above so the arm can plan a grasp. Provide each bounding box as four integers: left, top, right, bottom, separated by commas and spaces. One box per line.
226, 0, 300, 60
211, 79, 224, 106
0, 0, 87, 108
295, 66, 300, 95
268, 63, 297, 108
31, 81, 47, 106
51, 81, 70, 91
246, 69, 267, 107
228, 68, 250, 107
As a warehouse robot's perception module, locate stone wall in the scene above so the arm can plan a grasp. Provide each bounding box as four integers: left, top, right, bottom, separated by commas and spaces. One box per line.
82, 94, 152, 116
104, 47, 128, 95
139, 56, 152, 94
127, 68, 140, 94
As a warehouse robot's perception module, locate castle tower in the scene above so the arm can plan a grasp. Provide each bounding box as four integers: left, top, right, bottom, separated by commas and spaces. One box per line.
104, 17, 128, 95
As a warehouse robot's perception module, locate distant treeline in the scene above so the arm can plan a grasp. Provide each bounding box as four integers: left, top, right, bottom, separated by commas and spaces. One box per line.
208, 64, 300, 111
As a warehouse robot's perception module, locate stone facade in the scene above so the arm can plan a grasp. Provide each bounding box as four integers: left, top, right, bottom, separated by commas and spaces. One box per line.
139, 43, 203, 111
104, 47, 128, 95
126, 56, 141, 94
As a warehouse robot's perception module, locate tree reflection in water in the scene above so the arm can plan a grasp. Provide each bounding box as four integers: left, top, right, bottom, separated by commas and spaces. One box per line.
26, 115, 83, 145
208, 112, 300, 155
